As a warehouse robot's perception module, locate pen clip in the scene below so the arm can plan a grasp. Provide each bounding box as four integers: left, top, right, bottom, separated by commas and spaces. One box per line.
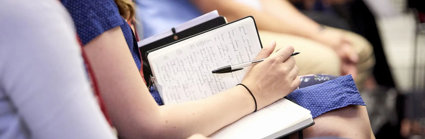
148, 76, 156, 88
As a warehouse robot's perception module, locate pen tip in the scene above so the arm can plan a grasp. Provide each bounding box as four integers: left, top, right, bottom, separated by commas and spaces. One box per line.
291, 52, 300, 56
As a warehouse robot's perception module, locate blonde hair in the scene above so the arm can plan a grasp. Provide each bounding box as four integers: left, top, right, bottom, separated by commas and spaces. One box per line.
114, 0, 135, 21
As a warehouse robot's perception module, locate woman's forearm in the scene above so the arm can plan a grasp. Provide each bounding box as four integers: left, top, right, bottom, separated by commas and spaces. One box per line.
84, 26, 247, 138
157, 86, 254, 138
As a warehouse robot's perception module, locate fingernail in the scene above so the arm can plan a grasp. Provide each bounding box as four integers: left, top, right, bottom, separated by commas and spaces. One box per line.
270, 40, 276, 46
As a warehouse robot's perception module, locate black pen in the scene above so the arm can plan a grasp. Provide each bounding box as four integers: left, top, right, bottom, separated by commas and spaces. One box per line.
212, 52, 300, 74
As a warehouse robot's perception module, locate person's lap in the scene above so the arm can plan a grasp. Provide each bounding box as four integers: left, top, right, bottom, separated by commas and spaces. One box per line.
304, 105, 374, 138
258, 28, 375, 90
287, 106, 373, 139
283, 74, 374, 138
259, 30, 341, 76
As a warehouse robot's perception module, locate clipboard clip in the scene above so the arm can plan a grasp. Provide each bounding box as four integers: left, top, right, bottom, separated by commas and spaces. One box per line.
171, 27, 179, 40
148, 75, 156, 88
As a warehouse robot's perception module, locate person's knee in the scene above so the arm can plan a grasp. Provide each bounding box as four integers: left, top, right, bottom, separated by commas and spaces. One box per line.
330, 27, 375, 72
303, 106, 374, 138
347, 31, 375, 71
340, 29, 376, 89
293, 46, 341, 76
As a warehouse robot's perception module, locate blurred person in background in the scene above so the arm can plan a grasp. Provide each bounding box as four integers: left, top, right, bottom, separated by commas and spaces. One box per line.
289, 0, 396, 93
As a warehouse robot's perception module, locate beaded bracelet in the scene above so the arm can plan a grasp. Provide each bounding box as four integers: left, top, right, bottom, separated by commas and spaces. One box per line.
237, 83, 257, 112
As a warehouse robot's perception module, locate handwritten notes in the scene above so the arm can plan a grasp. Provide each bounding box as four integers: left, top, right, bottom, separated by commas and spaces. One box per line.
148, 18, 261, 104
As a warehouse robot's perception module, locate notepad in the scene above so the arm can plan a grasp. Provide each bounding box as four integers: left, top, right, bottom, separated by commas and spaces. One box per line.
146, 16, 313, 138
211, 99, 313, 138
148, 17, 261, 103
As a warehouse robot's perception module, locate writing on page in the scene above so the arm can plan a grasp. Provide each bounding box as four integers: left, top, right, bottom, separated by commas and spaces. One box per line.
148, 18, 261, 104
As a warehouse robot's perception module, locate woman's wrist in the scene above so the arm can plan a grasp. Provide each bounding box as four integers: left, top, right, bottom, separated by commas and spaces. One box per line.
313, 26, 344, 50
232, 85, 258, 114
237, 83, 257, 113
306, 24, 328, 43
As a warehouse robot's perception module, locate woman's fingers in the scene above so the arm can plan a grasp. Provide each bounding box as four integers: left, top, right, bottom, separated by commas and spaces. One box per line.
255, 41, 276, 60
270, 46, 294, 63
289, 68, 301, 90
282, 58, 299, 93
286, 61, 298, 80
280, 57, 296, 73
342, 43, 358, 63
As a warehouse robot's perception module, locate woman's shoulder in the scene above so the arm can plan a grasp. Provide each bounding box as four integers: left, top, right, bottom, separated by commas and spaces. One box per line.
61, 0, 124, 45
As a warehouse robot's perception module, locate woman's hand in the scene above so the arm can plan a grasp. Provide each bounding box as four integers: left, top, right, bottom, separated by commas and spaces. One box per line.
241, 41, 300, 109
315, 28, 359, 78
335, 38, 358, 78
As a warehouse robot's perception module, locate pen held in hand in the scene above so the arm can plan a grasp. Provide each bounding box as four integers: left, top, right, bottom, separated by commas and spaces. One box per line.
212, 52, 300, 74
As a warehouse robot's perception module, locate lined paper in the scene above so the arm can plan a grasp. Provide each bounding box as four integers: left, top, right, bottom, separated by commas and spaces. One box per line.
148, 18, 261, 104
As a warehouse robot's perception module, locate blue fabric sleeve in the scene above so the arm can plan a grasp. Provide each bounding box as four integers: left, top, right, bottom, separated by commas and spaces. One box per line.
61, 0, 123, 45
61, 0, 141, 70
286, 75, 365, 118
